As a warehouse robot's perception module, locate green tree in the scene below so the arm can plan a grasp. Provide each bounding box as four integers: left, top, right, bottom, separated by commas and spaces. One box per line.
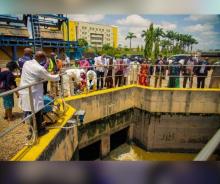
153, 27, 164, 59
165, 30, 175, 53
142, 23, 154, 59
101, 43, 116, 56
160, 39, 172, 56
190, 38, 198, 52
102, 43, 112, 50
78, 38, 88, 47
125, 32, 137, 49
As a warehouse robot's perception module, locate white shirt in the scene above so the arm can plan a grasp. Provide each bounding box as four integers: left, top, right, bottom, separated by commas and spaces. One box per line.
87, 70, 97, 83
130, 61, 140, 71
65, 56, 70, 64
19, 59, 60, 111
94, 56, 104, 72
123, 58, 130, 77
66, 68, 85, 83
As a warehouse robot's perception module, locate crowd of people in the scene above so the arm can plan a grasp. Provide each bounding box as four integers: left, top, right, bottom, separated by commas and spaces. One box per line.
0, 48, 62, 139
0, 47, 220, 139
63, 54, 220, 97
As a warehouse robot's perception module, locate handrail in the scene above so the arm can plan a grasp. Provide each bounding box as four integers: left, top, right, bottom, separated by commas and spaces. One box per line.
194, 128, 220, 161
0, 76, 65, 146
0, 72, 67, 97
0, 63, 220, 146
0, 79, 46, 97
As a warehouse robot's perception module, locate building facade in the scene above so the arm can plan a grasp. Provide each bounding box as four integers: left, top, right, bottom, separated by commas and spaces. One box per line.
63, 20, 118, 48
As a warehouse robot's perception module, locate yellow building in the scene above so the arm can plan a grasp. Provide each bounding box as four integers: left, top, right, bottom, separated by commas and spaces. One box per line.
63, 20, 118, 48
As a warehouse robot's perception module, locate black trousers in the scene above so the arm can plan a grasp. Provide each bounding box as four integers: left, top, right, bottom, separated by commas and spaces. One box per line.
197, 76, 206, 88
106, 75, 113, 88
43, 81, 48, 95
96, 71, 104, 89
24, 110, 44, 135
115, 71, 123, 87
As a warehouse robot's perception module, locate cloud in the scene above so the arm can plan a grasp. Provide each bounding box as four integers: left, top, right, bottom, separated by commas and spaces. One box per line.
117, 14, 151, 27
68, 14, 105, 22
155, 21, 177, 30
116, 15, 177, 48
184, 15, 219, 22
201, 31, 220, 36
185, 24, 213, 32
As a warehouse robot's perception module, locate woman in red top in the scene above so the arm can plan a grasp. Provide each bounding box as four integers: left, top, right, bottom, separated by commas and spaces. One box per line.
138, 60, 149, 86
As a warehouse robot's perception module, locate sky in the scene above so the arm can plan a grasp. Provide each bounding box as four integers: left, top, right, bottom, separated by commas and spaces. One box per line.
68, 14, 220, 51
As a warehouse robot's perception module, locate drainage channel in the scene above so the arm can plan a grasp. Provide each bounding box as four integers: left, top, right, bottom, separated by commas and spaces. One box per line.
78, 127, 129, 161
72, 109, 220, 161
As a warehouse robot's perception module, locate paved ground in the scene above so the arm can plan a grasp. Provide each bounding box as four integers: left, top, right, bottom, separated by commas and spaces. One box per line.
0, 97, 27, 161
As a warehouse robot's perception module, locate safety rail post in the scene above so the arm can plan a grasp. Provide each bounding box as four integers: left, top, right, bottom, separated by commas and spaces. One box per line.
60, 72, 64, 97
136, 63, 139, 85
113, 63, 116, 87
131, 63, 134, 85
28, 86, 38, 144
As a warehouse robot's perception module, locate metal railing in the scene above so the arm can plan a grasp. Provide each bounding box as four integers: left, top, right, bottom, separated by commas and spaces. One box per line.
0, 79, 65, 146
59, 63, 220, 97
0, 62, 220, 156
194, 128, 220, 161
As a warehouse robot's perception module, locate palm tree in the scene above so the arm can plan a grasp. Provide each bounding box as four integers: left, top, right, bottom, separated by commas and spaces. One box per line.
153, 27, 164, 59
142, 23, 154, 58
178, 34, 185, 52
184, 34, 193, 52
165, 30, 176, 53
125, 32, 137, 49
178, 34, 188, 52
160, 39, 172, 56
190, 38, 198, 52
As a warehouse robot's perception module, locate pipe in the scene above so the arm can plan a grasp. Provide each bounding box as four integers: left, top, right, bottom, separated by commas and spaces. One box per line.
194, 128, 220, 161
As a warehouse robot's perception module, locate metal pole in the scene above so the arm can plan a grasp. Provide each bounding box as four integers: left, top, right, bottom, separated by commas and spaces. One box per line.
12, 46, 17, 62
113, 62, 115, 87
136, 63, 139, 85
28, 86, 38, 144
132, 63, 135, 85
60, 72, 64, 97
194, 128, 220, 161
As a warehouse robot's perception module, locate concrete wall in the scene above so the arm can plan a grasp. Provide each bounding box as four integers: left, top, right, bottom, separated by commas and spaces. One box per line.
67, 87, 220, 125
67, 87, 136, 124
25, 87, 220, 160
133, 109, 220, 152
135, 87, 220, 114
37, 124, 78, 161
66, 87, 220, 154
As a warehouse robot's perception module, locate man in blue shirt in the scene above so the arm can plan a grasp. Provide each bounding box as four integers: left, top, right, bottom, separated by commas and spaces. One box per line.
18, 48, 33, 70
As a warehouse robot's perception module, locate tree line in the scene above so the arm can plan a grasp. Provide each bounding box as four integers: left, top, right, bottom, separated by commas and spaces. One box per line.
126, 23, 198, 59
